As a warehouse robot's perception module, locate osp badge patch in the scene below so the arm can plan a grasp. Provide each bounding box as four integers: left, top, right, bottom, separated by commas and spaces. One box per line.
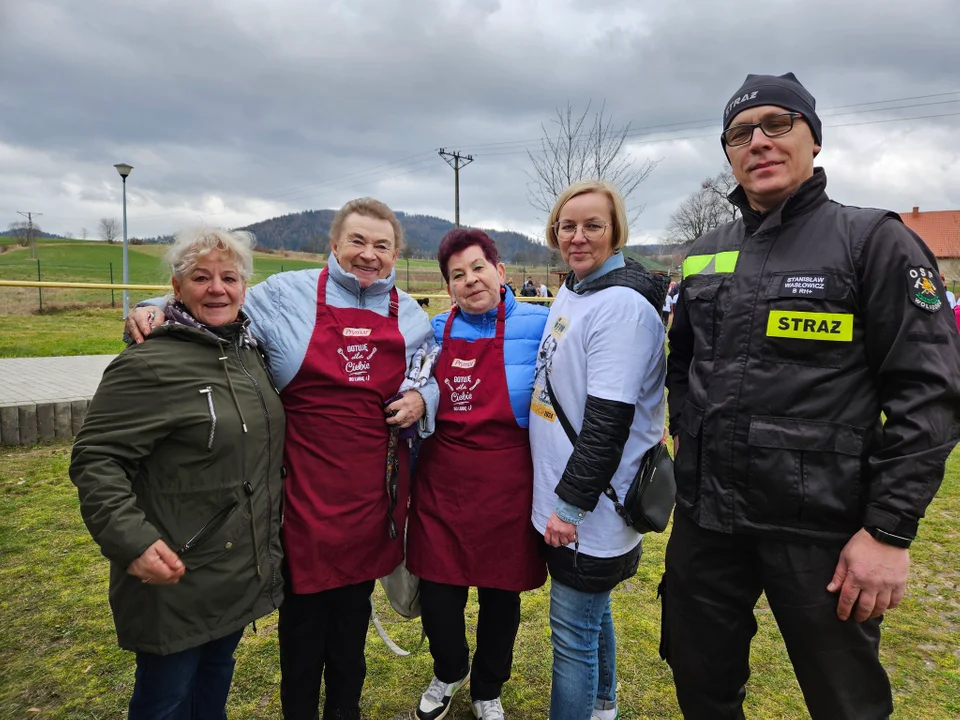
906, 266, 942, 313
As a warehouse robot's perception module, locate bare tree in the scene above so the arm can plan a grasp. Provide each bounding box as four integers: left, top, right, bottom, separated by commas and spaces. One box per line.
666, 169, 741, 245
666, 189, 725, 246
8, 220, 38, 248
701, 169, 740, 223
99, 217, 121, 244
80, 227, 88, 241
526, 100, 660, 223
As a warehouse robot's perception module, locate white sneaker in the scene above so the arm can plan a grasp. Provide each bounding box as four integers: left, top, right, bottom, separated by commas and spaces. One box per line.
471, 697, 506, 719
591, 707, 619, 720
416, 674, 469, 720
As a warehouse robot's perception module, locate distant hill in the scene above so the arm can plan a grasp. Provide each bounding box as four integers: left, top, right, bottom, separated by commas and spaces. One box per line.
236, 209, 554, 263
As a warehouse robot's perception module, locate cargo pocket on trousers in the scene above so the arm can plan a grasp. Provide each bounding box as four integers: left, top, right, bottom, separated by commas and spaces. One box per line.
747, 416, 865, 530
674, 403, 704, 508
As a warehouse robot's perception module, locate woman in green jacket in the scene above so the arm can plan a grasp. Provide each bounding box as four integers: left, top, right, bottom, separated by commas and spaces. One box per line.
70, 228, 285, 720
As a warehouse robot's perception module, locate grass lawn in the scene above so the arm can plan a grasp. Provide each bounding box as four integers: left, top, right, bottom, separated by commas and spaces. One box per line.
0, 308, 128, 358
0, 443, 957, 719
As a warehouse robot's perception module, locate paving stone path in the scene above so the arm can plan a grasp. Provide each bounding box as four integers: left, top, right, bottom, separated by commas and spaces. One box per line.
0, 355, 116, 445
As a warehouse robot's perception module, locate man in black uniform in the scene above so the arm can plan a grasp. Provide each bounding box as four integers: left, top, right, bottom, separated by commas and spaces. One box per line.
662, 72, 960, 719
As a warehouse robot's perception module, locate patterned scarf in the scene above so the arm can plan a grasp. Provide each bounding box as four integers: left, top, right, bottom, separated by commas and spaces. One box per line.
162, 300, 257, 347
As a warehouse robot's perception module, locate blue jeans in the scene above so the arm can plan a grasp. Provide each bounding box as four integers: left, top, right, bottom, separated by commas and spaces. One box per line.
128, 629, 245, 720
549, 581, 617, 720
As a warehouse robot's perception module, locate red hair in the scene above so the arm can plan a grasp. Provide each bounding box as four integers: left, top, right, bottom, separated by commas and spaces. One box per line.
437, 228, 501, 283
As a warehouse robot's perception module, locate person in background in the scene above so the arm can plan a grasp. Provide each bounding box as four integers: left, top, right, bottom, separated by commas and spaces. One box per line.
529, 180, 669, 720
942, 273, 956, 309
72, 228, 285, 719
125, 198, 438, 720
520, 277, 538, 297
538, 280, 550, 298
664, 72, 960, 719
407, 228, 548, 720
661, 281, 677, 326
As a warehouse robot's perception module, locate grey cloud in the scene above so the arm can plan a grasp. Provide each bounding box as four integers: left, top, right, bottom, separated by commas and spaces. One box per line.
1, 0, 959, 239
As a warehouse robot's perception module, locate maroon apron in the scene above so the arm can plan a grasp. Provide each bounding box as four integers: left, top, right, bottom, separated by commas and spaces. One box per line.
280, 268, 409, 594
407, 300, 547, 592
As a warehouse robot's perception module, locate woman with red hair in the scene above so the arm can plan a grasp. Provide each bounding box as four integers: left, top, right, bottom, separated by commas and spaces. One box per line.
407, 228, 549, 720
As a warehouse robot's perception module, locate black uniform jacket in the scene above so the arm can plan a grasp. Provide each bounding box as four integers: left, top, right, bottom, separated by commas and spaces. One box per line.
667, 168, 960, 546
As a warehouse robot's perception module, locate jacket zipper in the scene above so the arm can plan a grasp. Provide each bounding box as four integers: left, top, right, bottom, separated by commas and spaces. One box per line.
199, 386, 216, 451
234, 337, 280, 597
179, 501, 239, 555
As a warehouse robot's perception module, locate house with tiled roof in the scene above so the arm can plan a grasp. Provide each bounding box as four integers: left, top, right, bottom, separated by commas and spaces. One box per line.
900, 206, 960, 285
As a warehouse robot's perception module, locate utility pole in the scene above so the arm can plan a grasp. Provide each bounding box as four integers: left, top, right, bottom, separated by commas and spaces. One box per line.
17, 210, 43, 259
438, 148, 474, 227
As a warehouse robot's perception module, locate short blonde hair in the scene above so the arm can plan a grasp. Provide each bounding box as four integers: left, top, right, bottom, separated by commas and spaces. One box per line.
545, 180, 629, 251
330, 197, 404, 249
164, 228, 256, 282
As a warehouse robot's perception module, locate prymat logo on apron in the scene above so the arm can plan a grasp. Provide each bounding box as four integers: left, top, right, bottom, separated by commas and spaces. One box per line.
445, 358, 481, 412
339, 328, 376, 383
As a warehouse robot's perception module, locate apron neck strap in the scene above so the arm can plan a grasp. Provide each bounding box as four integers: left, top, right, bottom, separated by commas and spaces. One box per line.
318, 266, 400, 319
318, 266, 329, 306
389, 287, 399, 318
443, 305, 457, 342
443, 293, 507, 346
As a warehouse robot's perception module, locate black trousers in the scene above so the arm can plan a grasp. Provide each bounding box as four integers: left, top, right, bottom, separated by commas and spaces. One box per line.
278, 579, 376, 720
419, 579, 522, 701
660, 512, 893, 720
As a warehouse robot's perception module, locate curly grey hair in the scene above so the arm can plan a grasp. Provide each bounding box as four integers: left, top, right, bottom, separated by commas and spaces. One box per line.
163, 228, 256, 282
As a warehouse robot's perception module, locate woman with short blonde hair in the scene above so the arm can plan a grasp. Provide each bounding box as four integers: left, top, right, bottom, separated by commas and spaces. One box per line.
545, 180, 630, 253
529, 181, 669, 720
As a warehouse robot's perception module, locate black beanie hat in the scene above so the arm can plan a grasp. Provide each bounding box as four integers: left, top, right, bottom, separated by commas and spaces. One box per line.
722, 72, 822, 146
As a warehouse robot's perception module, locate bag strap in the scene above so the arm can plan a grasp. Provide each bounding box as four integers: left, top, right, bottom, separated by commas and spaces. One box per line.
370, 605, 426, 657
543, 373, 627, 517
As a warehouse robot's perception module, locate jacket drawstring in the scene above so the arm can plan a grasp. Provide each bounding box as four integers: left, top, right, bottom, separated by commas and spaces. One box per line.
222, 343, 260, 579
219, 352, 248, 433
244, 481, 262, 580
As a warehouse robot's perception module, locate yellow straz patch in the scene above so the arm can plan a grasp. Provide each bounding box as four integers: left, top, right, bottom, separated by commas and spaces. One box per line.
766, 311, 853, 342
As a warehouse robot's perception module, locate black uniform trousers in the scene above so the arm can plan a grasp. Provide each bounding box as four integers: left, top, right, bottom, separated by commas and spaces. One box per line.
659, 512, 892, 720
419, 579, 522, 701
278, 579, 375, 720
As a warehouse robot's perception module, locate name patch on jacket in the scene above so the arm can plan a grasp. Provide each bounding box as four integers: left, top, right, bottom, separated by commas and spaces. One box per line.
766, 311, 853, 341
906, 266, 943, 313
779, 274, 827, 298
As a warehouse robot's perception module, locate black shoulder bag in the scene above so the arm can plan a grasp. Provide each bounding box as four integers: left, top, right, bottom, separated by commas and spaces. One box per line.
545, 373, 676, 534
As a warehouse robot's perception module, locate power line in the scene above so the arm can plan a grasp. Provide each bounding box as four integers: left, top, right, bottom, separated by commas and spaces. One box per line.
472, 109, 960, 158
456, 91, 960, 154
31, 89, 960, 228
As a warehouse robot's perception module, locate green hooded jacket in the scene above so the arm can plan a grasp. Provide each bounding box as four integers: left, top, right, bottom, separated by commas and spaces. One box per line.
70, 319, 286, 655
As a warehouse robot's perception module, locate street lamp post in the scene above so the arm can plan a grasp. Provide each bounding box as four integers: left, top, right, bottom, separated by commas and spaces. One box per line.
114, 163, 134, 317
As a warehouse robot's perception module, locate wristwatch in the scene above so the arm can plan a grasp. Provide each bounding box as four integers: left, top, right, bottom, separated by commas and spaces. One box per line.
864, 526, 912, 549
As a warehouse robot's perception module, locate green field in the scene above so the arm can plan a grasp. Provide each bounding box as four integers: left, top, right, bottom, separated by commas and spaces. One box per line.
0, 443, 957, 719
0, 240, 560, 318
0, 240, 558, 354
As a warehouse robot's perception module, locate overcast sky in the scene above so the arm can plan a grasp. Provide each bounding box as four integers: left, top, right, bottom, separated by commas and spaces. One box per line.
2, 0, 959, 245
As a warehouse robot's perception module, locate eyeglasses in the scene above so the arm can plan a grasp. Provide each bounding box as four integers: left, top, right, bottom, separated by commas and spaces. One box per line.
552, 221, 609, 241
722, 112, 803, 147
